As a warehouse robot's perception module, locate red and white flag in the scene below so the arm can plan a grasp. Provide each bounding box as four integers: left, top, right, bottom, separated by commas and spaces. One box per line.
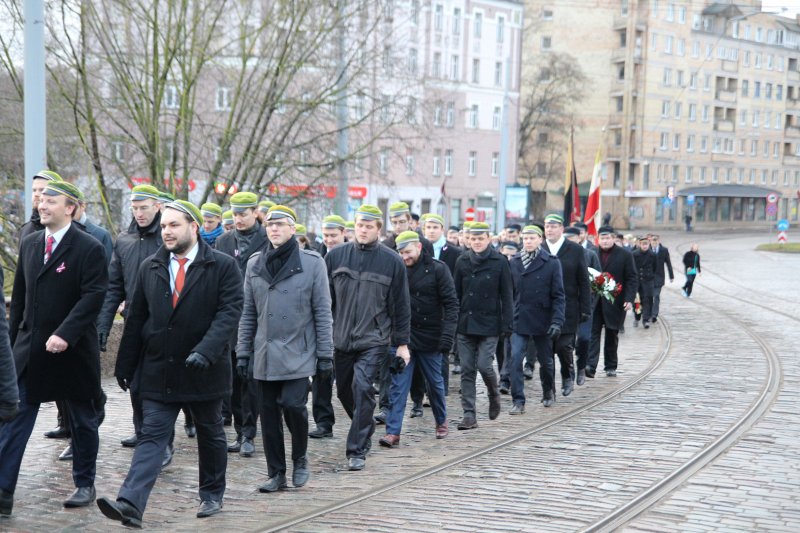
584, 148, 603, 237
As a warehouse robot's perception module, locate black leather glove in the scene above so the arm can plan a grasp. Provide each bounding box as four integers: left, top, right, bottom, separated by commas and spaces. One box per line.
116, 376, 129, 392
0, 402, 19, 422
580, 313, 591, 323
98, 331, 108, 352
438, 341, 453, 354
236, 357, 249, 379
547, 324, 561, 341
316, 359, 333, 378
389, 356, 407, 374
185, 352, 211, 371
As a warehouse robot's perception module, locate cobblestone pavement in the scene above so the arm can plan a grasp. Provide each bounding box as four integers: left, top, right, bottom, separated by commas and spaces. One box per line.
1, 230, 797, 532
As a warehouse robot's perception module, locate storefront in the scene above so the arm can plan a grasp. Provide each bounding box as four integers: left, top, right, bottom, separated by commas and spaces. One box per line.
675, 185, 793, 227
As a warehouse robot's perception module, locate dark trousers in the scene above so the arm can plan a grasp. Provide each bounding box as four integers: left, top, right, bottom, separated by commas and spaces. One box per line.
131, 383, 175, 447
377, 347, 395, 413
575, 314, 593, 370
311, 370, 335, 432
510, 333, 554, 404
0, 376, 100, 494
118, 398, 226, 515
652, 284, 664, 318
587, 304, 620, 372
55, 399, 71, 430
409, 362, 426, 405
554, 332, 575, 385
496, 336, 512, 387
683, 274, 697, 296
636, 280, 654, 322
230, 350, 257, 439
386, 351, 447, 435
258, 378, 309, 477
334, 347, 385, 459
457, 334, 499, 417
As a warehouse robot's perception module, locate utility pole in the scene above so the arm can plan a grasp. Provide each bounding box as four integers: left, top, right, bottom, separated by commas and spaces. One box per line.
24, 0, 47, 214
334, 0, 349, 217
496, 56, 512, 232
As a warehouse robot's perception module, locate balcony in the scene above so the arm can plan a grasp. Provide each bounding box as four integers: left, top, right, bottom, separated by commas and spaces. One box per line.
608, 112, 624, 128
714, 120, 734, 132
613, 16, 628, 30
611, 48, 627, 63
783, 154, 800, 165
789, 70, 800, 82
716, 89, 737, 103
785, 125, 800, 138
720, 59, 738, 73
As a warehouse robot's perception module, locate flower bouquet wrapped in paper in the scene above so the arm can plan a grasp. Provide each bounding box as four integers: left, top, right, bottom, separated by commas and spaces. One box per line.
588, 267, 623, 303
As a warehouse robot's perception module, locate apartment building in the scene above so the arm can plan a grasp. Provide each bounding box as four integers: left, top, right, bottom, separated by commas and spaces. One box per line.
523, 0, 800, 229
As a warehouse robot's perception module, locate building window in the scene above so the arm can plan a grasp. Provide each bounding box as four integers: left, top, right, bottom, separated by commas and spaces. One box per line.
700, 136, 708, 152
666, 3, 674, 21
491, 152, 499, 176
407, 96, 417, 124
492, 106, 501, 130
474, 12, 482, 38
741, 80, 748, 97
674, 102, 682, 119
660, 132, 669, 150
750, 140, 757, 156
451, 55, 460, 80
472, 59, 480, 83
112, 141, 125, 162
665, 35, 673, 54
453, 8, 461, 35
468, 151, 477, 176
494, 62, 503, 86
406, 152, 415, 175
383, 46, 393, 74
687, 134, 695, 151
434, 101, 443, 126
678, 6, 686, 23
704, 74, 711, 91
712, 168, 719, 183
677, 38, 685, 56
692, 40, 700, 57
677, 70, 685, 87
661, 100, 670, 117
444, 149, 453, 176
542, 36, 552, 50
776, 85, 783, 100
446, 102, 455, 127
410, 0, 419, 25
739, 109, 746, 125
685, 166, 693, 183
673, 133, 681, 151
688, 103, 697, 121
496, 16, 505, 43
739, 138, 746, 154
752, 110, 759, 127
432, 52, 442, 77
215, 86, 231, 111
651, 33, 658, 51
408, 48, 418, 75
379, 148, 389, 175
469, 104, 479, 128
543, 9, 553, 20
663, 68, 672, 86
702, 105, 710, 122
165, 84, 180, 109
434, 4, 443, 31
433, 149, 441, 176
689, 73, 697, 89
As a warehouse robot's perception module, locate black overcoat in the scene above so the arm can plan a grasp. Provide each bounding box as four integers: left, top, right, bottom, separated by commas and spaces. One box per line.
510, 249, 566, 336
407, 252, 459, 353
652, 246, 674, 287
543, 239, 590, 334
595, 245, 638, 330
437, 243, 462, 275
453, 248, 514, 337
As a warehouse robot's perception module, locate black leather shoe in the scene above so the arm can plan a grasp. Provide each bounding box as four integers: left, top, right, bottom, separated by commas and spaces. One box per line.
161, 445, 174, 469
309, 426, 333, 439
44, 426, 70, 439
97, 497, 142, 528
258, 473, 288, 493
606, 370, 617, 377
576, 369, 586, 386
0, 489, 13, 516
63, 486, 96, 508
59, 443, 73, 461
227, 435, 242, 453
584, 368, 596, 379
184, 424, 196, 438
374, 410, 387, 425
523, 366, 534, 380
240, 438, 255, 457
410, 402, 423, 418
562, 380, 574, 397
293, 456, 310, 488
223, 416, 232, 426
121, 434, 138, 448
197, 500, 222, 518
542, 390, 555, 408
347, 457, 365, 471
457, 416, 478, 430
451, 365, 461, 374
509, 403, 525, 415
499, 382, 510, 395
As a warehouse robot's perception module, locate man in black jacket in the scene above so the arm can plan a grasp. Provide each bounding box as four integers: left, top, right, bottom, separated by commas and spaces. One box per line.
379, 232, 458, 447
542, 214, 590, 397
4, 181, 108, 514
650, 234, 674, 322
452, 222, 513, 429
214, 192, 267, 458
566, 227, 600, 386
97, 184, 163, 449
632, 236, 656, 328
325, 205, 411, 471
97, 201, 243, 527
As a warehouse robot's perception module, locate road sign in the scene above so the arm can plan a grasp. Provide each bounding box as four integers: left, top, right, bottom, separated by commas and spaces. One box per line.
767, 193, 778, 204
777, 219, 790, 231
778, 231, 787, 243
687, 194, 695, 206
767, 204, 778, 216
465, 207, 475, 222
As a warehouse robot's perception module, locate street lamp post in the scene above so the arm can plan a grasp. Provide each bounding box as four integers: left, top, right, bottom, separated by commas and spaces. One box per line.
24, 0, 47, 214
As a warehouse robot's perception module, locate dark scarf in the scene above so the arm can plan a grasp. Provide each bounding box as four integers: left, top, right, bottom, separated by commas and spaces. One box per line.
600, 246, 613, 269
200, 224, 224, 246
265, 235, 298, 278
468, 246, 492, 267
136, 211, 162, 237
29, 208, 44, 231
234, 224, 260, 257
520, 247, 539, 270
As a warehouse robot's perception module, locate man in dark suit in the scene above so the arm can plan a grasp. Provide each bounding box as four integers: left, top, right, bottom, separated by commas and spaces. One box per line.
3, 181, 108, 514
650, 234, 674, 322
97, 201, 243, 527
584, 226, 638, 378
565, 227, 600, 386
542, 214, 590, 397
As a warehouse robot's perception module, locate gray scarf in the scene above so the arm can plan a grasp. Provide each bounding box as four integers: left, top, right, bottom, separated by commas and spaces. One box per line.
520, 247, 539, 270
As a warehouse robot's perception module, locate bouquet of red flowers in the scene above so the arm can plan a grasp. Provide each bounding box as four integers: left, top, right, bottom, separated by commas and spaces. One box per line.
588, 267, 623, 303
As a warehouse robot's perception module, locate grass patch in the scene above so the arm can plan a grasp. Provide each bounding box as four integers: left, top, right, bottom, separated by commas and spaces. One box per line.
756, 243, 800, 253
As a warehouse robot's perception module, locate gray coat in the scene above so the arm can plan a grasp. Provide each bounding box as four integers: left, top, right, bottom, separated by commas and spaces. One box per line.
236, 246, 334, 381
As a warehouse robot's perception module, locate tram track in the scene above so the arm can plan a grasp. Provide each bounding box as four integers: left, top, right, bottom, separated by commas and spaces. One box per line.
260, 318, 675, 532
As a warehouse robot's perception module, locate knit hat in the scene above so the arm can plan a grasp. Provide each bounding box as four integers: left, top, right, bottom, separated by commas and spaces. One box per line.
201, 202, 223, 218
322, 214, 347, 229
159, 191, 175, 203
265, 204, 297, 223
166, 200, 203, 226
258, 199, 276, 213
355, 204, 383, 221
522, 225, 544, 237
43, 181, 84, 203
598, 225, 615, 235
543, 213, 565, 225
295, 224, 307, 236
421, 213, 445, 226
230, 192, 259, 212
388, 201, 410, 217
395, 230, 421, 250
33, 170, 63, 182
345, 221, 355, 230
468, 222, 490, 234
131, 185, 162, 202
222, 210, 234, 225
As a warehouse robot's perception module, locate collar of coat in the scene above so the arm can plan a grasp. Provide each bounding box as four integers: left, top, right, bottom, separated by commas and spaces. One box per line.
249, 242, 304, 285
515, 247, 553, 271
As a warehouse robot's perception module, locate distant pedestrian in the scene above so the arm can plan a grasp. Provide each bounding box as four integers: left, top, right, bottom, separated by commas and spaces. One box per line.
649, 234, 674, 322
682, 244, 701, 298
199, 203, 224, 246
684, 214, 693, 232
632, 236, 656, 328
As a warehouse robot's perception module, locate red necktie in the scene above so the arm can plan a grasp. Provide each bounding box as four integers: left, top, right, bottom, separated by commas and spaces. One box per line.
44, 235, 55, 264
172, 258, 189, 308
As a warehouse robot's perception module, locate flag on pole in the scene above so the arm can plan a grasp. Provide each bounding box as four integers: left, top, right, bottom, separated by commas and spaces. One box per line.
563, 129, 581, 223
584, 147, 603, 237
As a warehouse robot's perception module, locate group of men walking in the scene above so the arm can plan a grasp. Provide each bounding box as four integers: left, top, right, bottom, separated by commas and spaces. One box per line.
0, 171, 676, 528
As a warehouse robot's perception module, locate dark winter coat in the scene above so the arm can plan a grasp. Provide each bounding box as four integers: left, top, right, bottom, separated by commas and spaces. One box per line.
652, 245, 674, 287
453, 247, 514, 337
17, 210, 43, 245
595, 244, 638, 330
383, 232, 435, 256
436, 243, 462, 275
10, 224, 108, 403
80, 218, 114, 264
682, 250, 701, 274
0, 270, 19, 417
510, 248, 566, 336
543, 239, 590, 334
325, 240, 411, 352
97, 214, 163, 336
115, 240, 243, 403
633, 248, 656, 282
406, 252, 459, 353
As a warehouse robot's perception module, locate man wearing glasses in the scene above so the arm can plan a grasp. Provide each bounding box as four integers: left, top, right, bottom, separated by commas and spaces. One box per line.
96, 185, 170, 460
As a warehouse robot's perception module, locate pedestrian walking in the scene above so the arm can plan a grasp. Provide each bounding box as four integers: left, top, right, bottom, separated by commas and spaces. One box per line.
236, 205, 333, 492
682, 244, 702, 298
379, 231, 458, 446
564, 227, 600, 386
325, 205, 410, 471
97, 200, 242, 527
199, 203, 224, 246
452, 222, 513, 429
3, 181, 108, 514
632, 236, 656, 328
650, 234, 674, 322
